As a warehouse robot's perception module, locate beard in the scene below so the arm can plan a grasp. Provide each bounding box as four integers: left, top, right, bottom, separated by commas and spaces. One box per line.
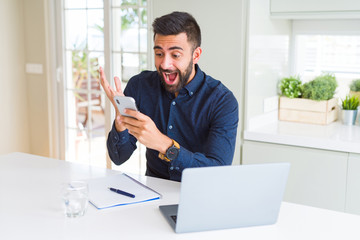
158, 58, 194, 94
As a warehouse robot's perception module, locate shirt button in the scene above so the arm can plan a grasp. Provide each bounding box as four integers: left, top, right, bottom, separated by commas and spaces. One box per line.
190, 92, 194, 96
169, 125, 173, 130
172, 101, 176, 106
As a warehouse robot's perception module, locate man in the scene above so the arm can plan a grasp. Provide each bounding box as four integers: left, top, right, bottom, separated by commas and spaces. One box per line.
99, 11, 238, 181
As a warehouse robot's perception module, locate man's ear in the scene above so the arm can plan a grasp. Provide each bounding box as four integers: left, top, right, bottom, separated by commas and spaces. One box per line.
192, 47, 202, 64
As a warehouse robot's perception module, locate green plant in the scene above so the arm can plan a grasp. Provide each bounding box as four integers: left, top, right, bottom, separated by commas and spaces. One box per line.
279, 75, 302, 98
350, 79, 360, 92
342, 95, 360, 110
302, 73, 338, 101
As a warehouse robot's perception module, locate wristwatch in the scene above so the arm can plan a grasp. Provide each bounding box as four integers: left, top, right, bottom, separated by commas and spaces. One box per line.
158, 139, 180, 162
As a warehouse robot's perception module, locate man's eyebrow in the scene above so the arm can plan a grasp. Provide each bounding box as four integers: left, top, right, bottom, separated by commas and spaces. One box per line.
153, 46, 184, 51
169, 46, 183, 50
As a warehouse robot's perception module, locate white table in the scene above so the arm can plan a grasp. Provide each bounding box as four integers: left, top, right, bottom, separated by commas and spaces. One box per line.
1, 152, 360, 240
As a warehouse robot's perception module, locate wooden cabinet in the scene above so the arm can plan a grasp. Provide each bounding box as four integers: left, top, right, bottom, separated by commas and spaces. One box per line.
242, 140, 348, 212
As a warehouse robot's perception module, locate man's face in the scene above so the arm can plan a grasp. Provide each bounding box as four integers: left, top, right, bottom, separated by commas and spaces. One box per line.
153, 33, 201, 95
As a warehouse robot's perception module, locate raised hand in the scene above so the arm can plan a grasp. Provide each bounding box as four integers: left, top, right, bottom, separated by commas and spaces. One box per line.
99, 67, 126, 132
99, 67, 172, 153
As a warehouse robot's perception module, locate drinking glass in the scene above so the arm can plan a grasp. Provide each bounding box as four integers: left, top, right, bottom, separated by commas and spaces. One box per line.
62, 181, 89, 218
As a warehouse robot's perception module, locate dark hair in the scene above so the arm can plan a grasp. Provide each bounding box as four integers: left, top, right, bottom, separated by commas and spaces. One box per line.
152, 11, 201, 50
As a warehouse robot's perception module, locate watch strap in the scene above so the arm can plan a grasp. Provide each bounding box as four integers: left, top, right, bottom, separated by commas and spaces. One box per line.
158, 139, 180, 162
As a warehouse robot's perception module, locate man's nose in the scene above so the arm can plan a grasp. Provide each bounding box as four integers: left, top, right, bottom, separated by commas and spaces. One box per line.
160, 54, 173, 70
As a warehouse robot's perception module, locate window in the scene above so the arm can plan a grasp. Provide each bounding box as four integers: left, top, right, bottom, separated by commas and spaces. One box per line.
63, 0, 105, 168
59, 0, 148, 175
292, 20, 360, 98
111, 0, 148, 82
110, 0, 148, 174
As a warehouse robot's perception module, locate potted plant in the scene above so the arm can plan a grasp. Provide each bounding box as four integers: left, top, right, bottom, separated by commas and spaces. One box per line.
341, 95, 359, 125
350, 79, 360, 100
278, 73, 338, 125
301, 73, 337, 101
279, 75, 302, 98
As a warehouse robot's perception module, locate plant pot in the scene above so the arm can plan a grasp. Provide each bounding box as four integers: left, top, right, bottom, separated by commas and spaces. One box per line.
341, 109, 358, 125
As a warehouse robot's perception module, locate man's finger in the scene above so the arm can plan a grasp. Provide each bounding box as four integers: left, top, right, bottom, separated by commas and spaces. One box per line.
120, 115, 139, 127
99, 67, 108, 85
121, 118, 140, 137
108, 86, 116, 97
124, 109, 146, 121
114, 76, 124, 95
99, 67, 112, 96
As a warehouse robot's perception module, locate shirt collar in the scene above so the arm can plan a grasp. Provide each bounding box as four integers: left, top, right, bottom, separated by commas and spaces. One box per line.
180, 64, 204, 97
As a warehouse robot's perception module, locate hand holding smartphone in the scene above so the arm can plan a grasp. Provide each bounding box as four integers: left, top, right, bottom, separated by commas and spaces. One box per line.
113, 96, 138, 118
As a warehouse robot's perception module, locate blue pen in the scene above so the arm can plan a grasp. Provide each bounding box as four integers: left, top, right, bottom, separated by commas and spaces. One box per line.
109, 187, 136, 198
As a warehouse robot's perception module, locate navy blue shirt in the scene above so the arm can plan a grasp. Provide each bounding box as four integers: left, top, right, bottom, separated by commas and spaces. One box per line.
107, 65, 238, 181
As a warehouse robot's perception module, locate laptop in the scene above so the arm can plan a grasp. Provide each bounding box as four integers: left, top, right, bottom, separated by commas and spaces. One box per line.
159, 162, 290, 233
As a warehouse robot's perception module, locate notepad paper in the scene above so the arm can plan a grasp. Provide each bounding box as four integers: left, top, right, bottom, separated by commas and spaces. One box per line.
87, 173, 161, 209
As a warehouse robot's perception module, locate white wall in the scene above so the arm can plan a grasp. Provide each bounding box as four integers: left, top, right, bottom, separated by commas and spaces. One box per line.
151, 0, 247, 165
0, 0, 50, 157
245, 0, 292, 128
0, 0, 30, 155
23, 0, 50, 157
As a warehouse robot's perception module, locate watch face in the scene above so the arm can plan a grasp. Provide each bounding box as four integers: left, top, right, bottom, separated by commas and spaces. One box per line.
166, 146, 179, 160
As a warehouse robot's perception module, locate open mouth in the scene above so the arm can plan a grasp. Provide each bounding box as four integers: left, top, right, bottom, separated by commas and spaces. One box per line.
163, 72, 178, 85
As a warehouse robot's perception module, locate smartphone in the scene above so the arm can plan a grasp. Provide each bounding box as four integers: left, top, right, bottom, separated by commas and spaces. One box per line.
113, 96, 138, 118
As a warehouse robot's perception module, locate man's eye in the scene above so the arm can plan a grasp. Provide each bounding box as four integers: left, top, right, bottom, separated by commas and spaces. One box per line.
173, 54, 180, 58
155, 53, 163, 57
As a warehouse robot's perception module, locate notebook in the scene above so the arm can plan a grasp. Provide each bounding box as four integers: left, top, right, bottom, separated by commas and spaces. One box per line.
87, 173, 161, 209
159, 163, 290, 233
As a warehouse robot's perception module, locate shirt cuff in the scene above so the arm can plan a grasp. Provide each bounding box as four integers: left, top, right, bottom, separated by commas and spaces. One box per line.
168, 146, 191, 172
110, 122, 129, 145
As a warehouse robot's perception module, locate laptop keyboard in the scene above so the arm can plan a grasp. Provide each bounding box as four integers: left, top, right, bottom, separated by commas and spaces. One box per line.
171, 215, 177, 223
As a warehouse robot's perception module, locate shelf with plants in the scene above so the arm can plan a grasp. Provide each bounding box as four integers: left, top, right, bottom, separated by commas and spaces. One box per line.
278, 73, 338, 125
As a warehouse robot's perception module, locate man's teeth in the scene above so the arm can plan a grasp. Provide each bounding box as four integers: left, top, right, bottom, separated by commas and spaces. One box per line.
165, 73, 175, 82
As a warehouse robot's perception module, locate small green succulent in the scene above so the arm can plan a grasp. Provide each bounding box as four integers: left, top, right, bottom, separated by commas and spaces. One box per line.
342, 95, 360, 110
